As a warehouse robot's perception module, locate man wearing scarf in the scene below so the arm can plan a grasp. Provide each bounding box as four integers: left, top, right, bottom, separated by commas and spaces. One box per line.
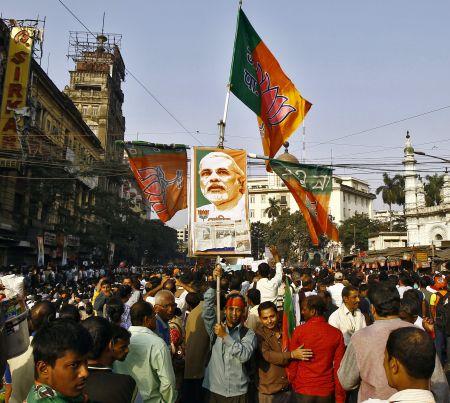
202, 265, 257, 403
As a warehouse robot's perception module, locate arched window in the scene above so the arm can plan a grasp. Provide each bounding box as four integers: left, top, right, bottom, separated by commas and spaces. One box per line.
435, 233, 443, 241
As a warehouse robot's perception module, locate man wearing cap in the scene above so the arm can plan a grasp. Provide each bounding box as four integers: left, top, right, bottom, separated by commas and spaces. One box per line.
202, 265, 257, 402
328, 272, 345, 308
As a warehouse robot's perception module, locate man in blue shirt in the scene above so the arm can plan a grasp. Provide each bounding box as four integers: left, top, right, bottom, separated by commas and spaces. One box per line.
154, 290, 176, 346
202, 265, 257, 402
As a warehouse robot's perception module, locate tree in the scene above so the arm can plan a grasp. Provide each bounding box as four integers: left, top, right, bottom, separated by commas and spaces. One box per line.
250, 221, 269, 260
339, 213, 387, 252
264, 197, 281, 220
424, 174, 444, 206
376, 173, 404, 231
265, 210, 312, 263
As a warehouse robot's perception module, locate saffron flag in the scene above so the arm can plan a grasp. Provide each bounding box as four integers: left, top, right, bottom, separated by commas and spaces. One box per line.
270, 159, 339, 246
282, 278, 296, 351
230, 9, 312, 161
123, 142, 187, 222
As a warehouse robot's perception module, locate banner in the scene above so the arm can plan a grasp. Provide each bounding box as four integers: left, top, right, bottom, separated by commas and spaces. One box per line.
230, 9, 311, 162
37, 236, 44, 266
123, 142, 188, 222
190, 147, 251, 255
270, 159, 339, 246
0, 26, 35, 151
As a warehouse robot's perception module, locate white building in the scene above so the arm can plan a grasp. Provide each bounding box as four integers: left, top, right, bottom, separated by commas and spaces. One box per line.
373, 210, 404, 223
403, 134, 450, 246
368, 232, 408, 251
247, 172, 375, 225
177, 225, 189, 251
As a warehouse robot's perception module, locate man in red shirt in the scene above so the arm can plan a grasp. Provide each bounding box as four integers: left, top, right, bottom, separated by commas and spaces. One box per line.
288, 295, 346, 403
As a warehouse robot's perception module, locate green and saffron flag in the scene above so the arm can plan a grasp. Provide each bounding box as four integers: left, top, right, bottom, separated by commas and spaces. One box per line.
270, 159, 339, 246
282, 278, 296, 351
230, 8, 312, 161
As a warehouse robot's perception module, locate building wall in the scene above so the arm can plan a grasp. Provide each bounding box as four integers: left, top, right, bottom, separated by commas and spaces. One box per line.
247, 173, 375, 225
368, 232, 408, 251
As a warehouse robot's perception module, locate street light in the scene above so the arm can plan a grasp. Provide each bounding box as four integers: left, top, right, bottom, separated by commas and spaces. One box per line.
414, 150, 450, 164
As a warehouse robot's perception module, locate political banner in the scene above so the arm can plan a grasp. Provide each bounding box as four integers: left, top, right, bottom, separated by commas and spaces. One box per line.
190, 147, 251, 256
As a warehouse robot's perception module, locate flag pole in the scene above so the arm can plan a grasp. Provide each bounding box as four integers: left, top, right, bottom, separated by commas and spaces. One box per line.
218, 0, 243, 149
215, 257, 222, 324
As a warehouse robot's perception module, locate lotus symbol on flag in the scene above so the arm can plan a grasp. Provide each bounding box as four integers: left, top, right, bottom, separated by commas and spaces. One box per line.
198, 209, 209, 221
137, 166, 183, 215
256, 62, 296, 126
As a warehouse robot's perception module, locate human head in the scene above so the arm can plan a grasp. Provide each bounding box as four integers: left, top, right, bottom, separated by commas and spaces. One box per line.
111, 324, 131, 362
258, 262, 271, 278
224, 294, 246, 327
30, 300, 57, 333
122, 277, 132, 287
384, 327, 435, 390
301, 295, 326, 321
185, 292, 201, 311
334, 272, 343, 283
198, 151, 245, 207
258, 301, 278, 330
162, 279, 176, 294
100, 280, 111, 296
118, 285, 132, 303
106, 296, 125, 325
81, 317, 114, 364
399, 297, 421, 324
154, 290, 176, 322
247, 288, 261, 307
130, 301, 156, 330
368, 282, 400, 319
342, 285, 360, 313
359, 283, 369, 298
58, 304, 81, 323
32, 319, 92, 398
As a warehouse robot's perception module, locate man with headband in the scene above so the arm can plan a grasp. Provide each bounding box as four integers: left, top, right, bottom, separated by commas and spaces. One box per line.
202, 265, 257, 402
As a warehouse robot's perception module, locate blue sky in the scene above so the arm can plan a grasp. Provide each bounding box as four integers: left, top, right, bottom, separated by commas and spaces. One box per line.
3, 1, 450, 228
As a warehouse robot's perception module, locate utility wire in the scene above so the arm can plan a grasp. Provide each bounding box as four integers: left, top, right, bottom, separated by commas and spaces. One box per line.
56, 0, 204, 146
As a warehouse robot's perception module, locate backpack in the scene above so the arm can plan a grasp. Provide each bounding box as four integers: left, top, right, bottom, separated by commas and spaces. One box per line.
434, 291, 449, 330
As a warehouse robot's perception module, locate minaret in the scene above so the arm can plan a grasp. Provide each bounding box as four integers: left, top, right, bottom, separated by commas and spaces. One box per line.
402, 132, 419, 245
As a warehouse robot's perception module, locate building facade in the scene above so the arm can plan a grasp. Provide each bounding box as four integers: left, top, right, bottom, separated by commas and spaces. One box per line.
403, 134, 450, 246
247, 172, 375, 225
0, 20, 106, 265
368, 232, 408, 251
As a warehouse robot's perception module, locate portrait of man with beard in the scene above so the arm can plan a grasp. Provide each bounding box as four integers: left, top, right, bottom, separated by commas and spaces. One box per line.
196, 151, 246, 221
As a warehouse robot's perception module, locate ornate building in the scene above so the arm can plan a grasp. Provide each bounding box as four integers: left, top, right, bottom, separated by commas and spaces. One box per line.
403, 133, 450, 246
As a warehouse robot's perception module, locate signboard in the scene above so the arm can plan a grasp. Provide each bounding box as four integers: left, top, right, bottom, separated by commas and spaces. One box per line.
0, 26, 35, 150
67, 235, 80, 247
415, 251, 428, 263
189, 147, 251, 256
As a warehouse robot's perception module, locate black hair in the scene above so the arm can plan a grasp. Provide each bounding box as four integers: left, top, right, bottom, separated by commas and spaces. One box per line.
368, 282, 400, 317
111, 324, 131, 343
258, 262, 271, 278
247, 288, 261, 306
258, 301, 277, 316
229, 276, 242, 292
185, 292, 201, 310
119, 285, 132, 299
106, 296, 125, 324
359, 283, 369, 293
400, 297, 420, 317
386, 327, 435, 379
81, 317, 112, 360
32, 319, 93, 367
58, 304, 81, 323
342, 285, 358, 299
30, 301, 57, 333
130, 301, 154, 326
85, 302, 93, 316
305, 295, 326, 316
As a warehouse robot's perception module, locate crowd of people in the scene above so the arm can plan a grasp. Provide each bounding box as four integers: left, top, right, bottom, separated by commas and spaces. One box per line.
2, 247, 450, 402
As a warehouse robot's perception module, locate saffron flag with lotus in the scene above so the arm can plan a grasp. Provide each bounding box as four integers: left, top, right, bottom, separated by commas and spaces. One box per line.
270, 159, 339, 246
123, 142, 188, 222
230, 8, 312, 161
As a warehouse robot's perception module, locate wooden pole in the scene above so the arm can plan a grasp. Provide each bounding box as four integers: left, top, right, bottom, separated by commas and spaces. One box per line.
215, 258, 222, 324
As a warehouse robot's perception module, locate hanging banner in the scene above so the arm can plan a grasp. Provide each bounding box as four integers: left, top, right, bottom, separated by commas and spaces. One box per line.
37, 236, 44, 266
190, 147, 251, 256
0, 26, 35, 151
61, 236, 68, 266
123, 142, 188, 222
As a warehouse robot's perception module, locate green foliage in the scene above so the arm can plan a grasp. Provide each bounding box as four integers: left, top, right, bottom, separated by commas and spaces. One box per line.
264, 197, 281, 219
339, 213, 388, 252
376, 173, 405, 230
264, 210, 313, 263
250, 221, 269, 259
424, 174, 444, 206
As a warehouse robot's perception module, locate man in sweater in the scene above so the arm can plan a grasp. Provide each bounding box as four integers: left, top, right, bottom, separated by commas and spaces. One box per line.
362, 327, 436, 403
338, 282, 449, 403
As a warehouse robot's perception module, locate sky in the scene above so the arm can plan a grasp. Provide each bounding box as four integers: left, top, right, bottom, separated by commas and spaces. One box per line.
3, 1, 450, 229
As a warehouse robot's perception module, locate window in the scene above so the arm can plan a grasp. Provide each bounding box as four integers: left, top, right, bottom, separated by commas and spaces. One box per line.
280, 195, 287, 204
92, 106, 98, 116
82, 105, 88, 115
261, 195, 266, 202
250, 209, 255, 218
250, 196, 255, 204
343, 194, 346, 202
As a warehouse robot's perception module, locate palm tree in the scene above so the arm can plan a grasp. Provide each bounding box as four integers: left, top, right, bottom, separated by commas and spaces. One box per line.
424, 174, 444, 206
264, 197, 281, 220
376, 173, 404, 231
